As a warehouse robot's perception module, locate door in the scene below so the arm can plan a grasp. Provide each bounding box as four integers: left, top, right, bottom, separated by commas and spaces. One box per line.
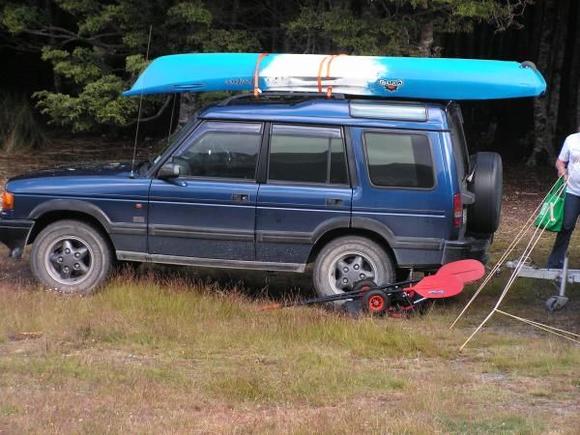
350, 127, 450, 266
148, 121, 263, 260
256, 124, 352, 265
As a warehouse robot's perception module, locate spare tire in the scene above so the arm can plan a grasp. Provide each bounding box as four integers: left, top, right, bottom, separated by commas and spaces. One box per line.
467, 152, 503, 234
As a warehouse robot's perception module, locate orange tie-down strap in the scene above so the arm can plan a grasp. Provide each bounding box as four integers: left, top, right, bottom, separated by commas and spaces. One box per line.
317, 54, 346, 97
317, 55, 331, 94
253, 52, 269, 97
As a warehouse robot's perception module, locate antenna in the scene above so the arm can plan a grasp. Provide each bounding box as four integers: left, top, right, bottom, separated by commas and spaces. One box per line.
166, 93, 177, 146
130, 25, 153, 178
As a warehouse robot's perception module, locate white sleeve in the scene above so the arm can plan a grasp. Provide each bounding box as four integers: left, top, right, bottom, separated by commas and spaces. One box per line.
558, 137, 570, 162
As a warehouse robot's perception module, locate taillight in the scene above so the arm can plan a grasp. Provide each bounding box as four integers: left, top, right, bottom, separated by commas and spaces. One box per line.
453, 193, 462, 228
1, 191, 14, 211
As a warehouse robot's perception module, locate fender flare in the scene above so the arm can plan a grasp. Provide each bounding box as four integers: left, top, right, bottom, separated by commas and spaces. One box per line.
311, 218, 398, 248
28, 199, 113, 234
350, 217, 396, 246
308, 216, 400, 264
311, 217, 352, 244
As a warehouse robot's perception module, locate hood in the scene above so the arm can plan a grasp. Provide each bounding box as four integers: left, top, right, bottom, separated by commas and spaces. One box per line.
8, 161, 134, 181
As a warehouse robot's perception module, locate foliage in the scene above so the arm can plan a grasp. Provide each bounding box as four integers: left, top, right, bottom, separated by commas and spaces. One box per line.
0, 0, 531, 133
285, 0, 532, 55
0, 0, 258, 132
0, 91, 45, 152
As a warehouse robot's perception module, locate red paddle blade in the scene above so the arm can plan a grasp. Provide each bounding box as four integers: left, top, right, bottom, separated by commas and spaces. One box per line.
409, 274, 463, 299
435, 259, 485, 284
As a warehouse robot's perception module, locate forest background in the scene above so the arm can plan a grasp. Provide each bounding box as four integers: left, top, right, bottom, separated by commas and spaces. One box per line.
0, 0, 578, 165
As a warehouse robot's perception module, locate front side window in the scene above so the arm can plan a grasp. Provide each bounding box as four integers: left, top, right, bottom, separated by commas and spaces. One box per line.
268, 124, 348, 185
364, 132, 434, 188
174, 121, 262, 180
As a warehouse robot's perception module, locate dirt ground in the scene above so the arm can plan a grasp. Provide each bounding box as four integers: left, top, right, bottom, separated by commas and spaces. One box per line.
0, 138, 578, 434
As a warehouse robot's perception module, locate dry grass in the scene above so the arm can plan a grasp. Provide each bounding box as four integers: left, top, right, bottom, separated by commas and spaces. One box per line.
0, 146, 579, 433
0, 260, 578, 434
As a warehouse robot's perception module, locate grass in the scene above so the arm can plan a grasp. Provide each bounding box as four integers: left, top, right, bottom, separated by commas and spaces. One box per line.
0, 184, 579, 432
439, 415, 540, 434
0, 267, 578, 433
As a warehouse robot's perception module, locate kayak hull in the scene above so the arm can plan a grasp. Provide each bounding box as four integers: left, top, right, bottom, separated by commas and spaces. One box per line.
123, 53, 547, 100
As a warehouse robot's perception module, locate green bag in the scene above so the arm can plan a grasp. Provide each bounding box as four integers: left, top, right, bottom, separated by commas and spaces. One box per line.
534, 178, 566, 232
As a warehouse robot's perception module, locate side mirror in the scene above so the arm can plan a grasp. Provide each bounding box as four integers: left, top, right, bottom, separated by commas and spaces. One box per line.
157, 162, 180, 180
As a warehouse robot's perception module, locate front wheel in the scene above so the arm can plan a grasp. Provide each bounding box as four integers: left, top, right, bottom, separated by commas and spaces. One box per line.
30, 220, 112, 295
313, 236, 395, 301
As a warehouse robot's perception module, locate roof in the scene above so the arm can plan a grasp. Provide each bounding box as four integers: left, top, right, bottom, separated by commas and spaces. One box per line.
199, 96, 450, 131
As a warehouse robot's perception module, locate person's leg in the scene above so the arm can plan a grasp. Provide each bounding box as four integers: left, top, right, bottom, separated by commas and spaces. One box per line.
547, 193, 580, 268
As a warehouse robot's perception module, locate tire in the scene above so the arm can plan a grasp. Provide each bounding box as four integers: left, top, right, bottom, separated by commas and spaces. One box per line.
467, 152, 503, 234
313, 236, 395, 300
362, 289, 390, 315
30, 220, 112, 295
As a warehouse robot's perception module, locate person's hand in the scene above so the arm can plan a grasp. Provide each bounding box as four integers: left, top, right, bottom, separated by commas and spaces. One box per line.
558, 169, 569, 182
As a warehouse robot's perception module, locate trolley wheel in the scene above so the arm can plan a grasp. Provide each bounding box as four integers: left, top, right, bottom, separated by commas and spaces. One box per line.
362, 290, 389, 315
545, 295, 569, 312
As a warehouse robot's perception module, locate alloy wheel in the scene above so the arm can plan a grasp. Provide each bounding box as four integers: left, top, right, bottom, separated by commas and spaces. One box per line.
44, 236, 93, 285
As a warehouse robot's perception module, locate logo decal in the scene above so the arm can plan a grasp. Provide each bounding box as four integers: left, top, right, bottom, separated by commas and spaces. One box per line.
378, 79, 404, 92
225, 78, 252, 86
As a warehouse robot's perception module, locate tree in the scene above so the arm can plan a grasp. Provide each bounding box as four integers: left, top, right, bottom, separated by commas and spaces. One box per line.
284, 0, 533, 56
0, 0, 259, 133
0, 0, 544, 139
526, 0, 574, 166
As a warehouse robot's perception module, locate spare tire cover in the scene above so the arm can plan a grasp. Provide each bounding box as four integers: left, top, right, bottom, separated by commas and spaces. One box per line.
467, 152, 503, 234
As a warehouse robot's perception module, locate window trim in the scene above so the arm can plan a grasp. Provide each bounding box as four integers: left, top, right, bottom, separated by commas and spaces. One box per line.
167, 120, 264, 183
362, 129, 437, 191
256, 121, 271, 183
447, 104, 471, 179
343, 126, 358, 188
148, 118, 202, 178
266, 122, 351, 187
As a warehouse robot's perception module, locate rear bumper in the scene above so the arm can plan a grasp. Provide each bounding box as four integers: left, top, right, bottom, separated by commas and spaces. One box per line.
0, 219, 34, 258
442, 236, 490, 264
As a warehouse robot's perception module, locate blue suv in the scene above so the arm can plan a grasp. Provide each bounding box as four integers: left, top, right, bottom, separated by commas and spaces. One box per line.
0, 95, 502, 296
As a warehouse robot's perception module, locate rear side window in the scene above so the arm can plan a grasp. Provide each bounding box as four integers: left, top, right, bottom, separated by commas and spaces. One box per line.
268, 124, 348, 185
364, 132, 434, 188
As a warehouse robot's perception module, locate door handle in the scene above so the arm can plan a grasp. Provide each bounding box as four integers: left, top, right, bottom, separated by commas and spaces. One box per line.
232, 193, 249, 202
326, 198, 343, 207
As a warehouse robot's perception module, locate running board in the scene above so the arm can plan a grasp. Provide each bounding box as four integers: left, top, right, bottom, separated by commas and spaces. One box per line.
116, 251, 306, 273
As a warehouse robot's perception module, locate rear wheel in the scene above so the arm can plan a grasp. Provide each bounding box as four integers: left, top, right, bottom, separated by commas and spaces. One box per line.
313, 236, 395, 301
31, 220, 112, 295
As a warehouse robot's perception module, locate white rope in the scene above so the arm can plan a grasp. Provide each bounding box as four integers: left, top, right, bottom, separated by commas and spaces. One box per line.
450, 177, 565, 329
459, 181, 567, 351
496, 309, 580, 345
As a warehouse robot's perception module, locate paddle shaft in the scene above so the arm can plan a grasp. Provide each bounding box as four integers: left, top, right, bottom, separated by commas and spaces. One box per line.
286, 279, 419, 308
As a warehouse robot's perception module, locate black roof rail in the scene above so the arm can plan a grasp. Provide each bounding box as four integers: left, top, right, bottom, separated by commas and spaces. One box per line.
218, 92, 346, 106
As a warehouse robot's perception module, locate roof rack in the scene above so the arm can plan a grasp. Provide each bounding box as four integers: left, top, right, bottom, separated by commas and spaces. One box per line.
218, 92, 346, 106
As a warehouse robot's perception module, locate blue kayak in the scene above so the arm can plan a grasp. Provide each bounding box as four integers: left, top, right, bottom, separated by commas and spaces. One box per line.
123, 53, 547, 100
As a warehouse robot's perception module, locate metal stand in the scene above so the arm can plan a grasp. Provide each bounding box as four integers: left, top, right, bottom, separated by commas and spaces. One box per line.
505, 254, 577, 312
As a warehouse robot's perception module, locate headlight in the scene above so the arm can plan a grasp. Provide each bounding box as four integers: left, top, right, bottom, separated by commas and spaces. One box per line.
0, 191, 14, 212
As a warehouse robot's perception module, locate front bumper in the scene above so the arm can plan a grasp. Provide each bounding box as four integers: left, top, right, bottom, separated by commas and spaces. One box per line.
0, 219, 34, 258
442, 236, 490, 264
